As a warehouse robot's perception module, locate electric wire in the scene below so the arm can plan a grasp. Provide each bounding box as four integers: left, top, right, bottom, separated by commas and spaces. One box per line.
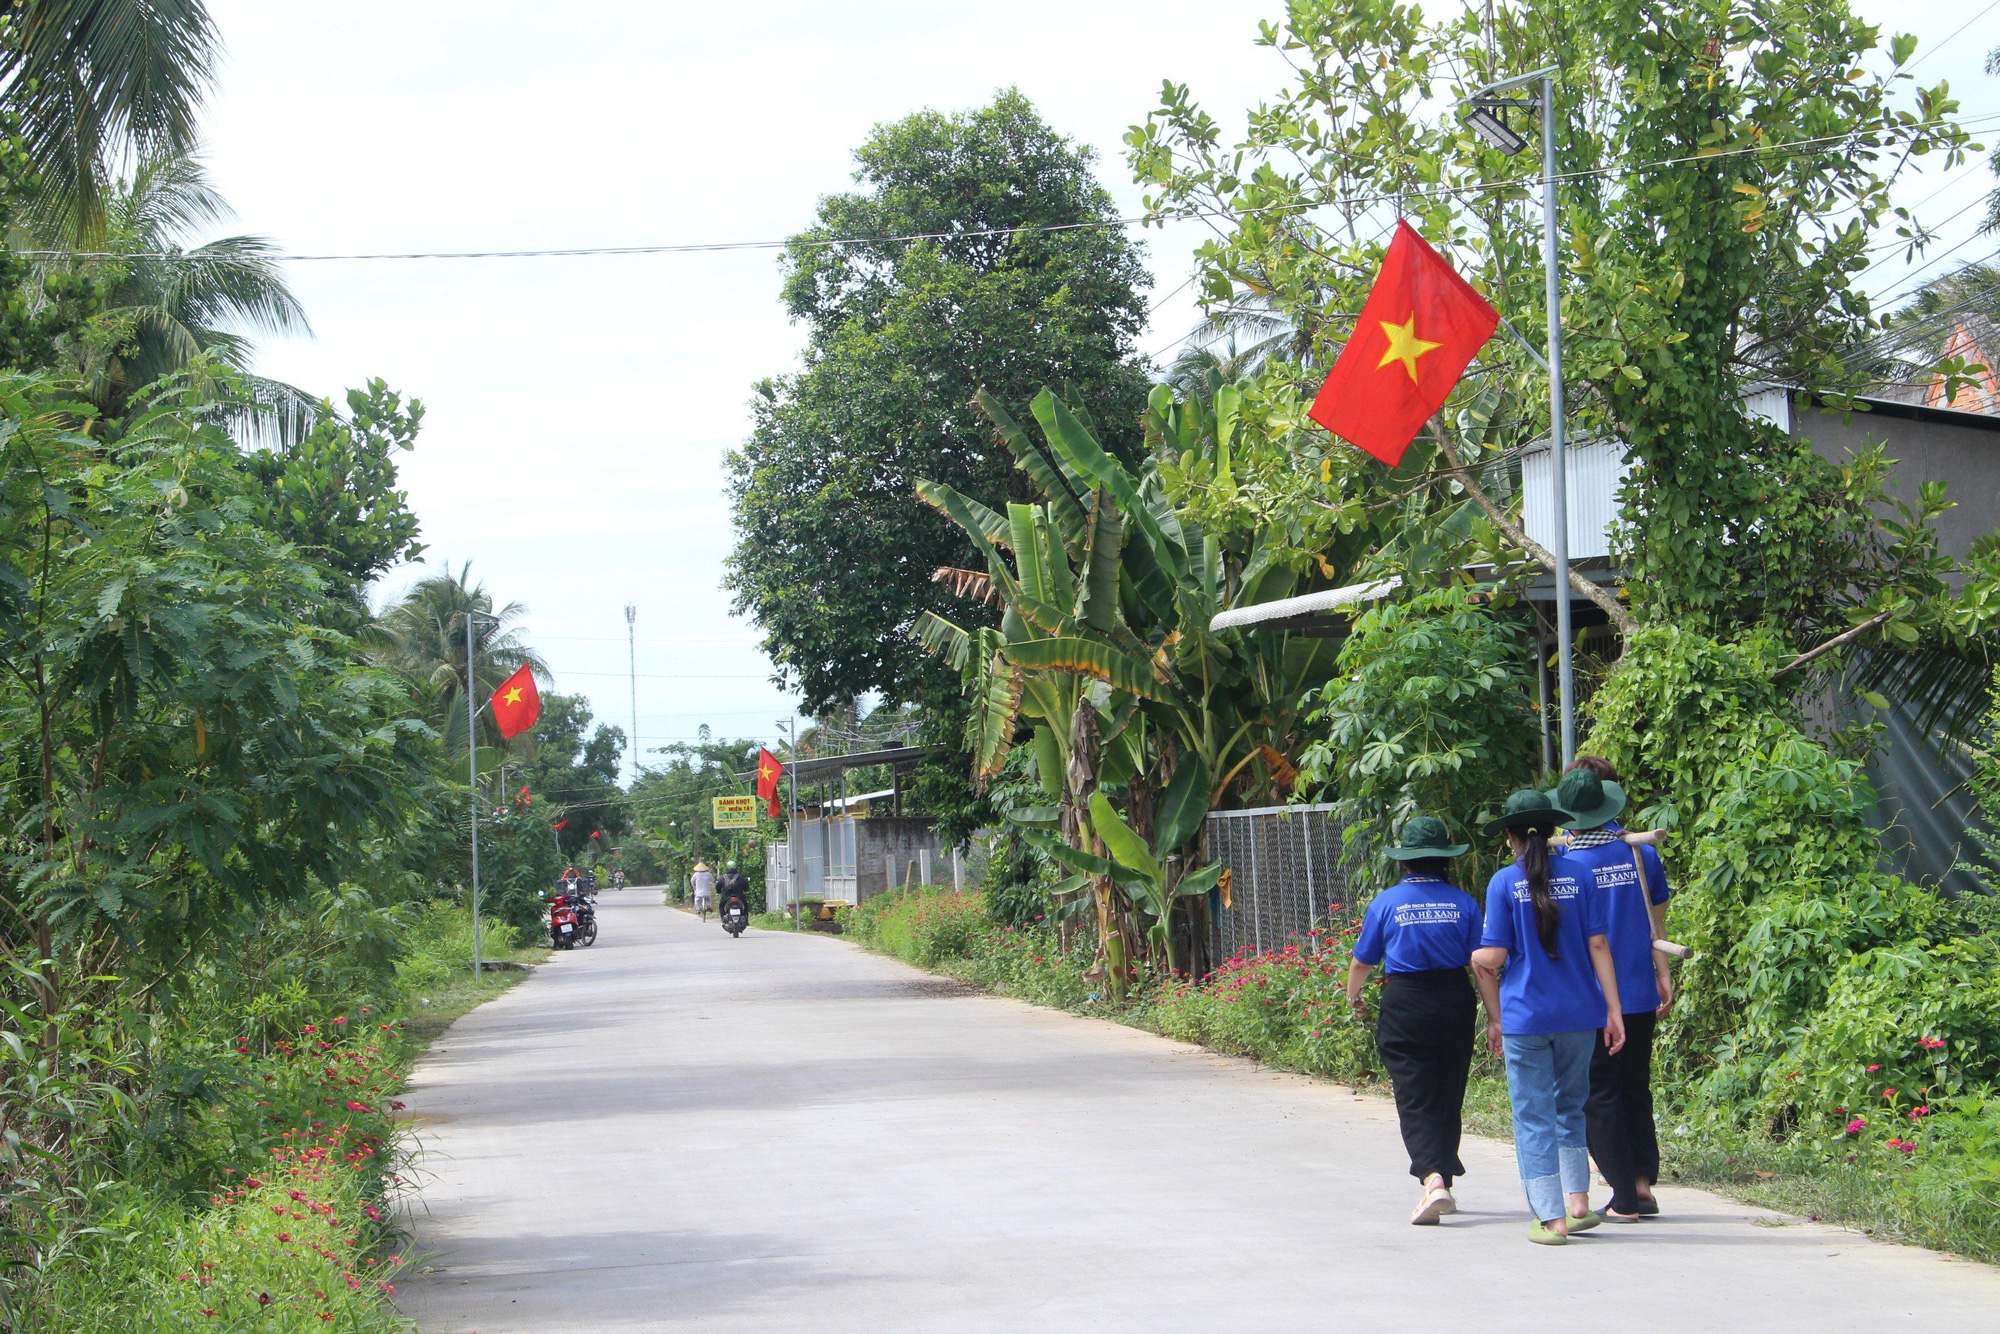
18, 115, 2000, 267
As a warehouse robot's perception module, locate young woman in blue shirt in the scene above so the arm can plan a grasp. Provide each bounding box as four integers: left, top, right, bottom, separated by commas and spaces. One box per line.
1471, 789, 1626, 1246
1557, 757, 1673, 1221
1343, 815, 1500, 1226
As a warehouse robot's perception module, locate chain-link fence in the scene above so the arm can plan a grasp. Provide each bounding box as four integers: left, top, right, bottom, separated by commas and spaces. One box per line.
1204, 803, 1365, 962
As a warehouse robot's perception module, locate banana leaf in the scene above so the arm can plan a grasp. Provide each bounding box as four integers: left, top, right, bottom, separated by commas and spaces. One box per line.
978, 388, 1090, 560
1155, 751, 1210, 854
1075, 488, 1123, 633
1089, 789, 1160, 880
912, 610, 970, 672
1006, 637, 1174, 702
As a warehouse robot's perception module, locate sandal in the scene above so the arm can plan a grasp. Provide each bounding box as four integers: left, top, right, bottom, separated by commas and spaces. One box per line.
1565, 1210, 1602, 1233
1411, 1186, 1456, 1225
1634, 1194, 1661, 1217
1528, 1219, 1568, 1246
1604, 1208, 1643, 1224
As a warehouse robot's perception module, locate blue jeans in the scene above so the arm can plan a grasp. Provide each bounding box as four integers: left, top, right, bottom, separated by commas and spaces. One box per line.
1502, 1030, 1596, 1221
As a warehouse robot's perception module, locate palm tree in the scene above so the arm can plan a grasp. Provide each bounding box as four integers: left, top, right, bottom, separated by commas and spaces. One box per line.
371, 563, 547, 753
41, 152, 315, 432
0, 0, 220, 242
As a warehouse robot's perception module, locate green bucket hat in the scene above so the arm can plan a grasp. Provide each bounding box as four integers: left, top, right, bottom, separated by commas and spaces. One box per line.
1384, 814, 1470, 861
1549, 767, 1627, 831
1480, 787, 1571, 837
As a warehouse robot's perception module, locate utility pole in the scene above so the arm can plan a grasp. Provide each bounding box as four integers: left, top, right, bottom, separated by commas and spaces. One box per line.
624, 603, 639, 787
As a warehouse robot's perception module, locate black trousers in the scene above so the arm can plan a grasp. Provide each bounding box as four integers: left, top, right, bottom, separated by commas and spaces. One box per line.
1375, 969, 1476, 1186
1588, 1009, 1660, 1214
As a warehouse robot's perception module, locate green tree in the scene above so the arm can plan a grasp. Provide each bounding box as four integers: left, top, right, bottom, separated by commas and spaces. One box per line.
1127, 0, 1970, 646
725, 89, 1152, 715
513, 692, 627, 859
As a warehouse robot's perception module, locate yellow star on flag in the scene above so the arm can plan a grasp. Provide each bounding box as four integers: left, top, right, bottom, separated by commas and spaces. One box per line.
502, 686, 524, 705
1376, 314, 1442, 384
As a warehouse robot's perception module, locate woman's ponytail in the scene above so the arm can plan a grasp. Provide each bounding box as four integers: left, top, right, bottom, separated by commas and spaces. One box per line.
1522, 824, 1562, 958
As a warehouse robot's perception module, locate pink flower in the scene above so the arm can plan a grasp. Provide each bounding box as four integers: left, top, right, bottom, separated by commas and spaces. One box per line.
1910, 1105, 1930, 1120
1882, 1087, 1898, 1101
1845, 1118, 1866, 1136
1866, 1064, 1880, 1073
1919, 1036, 1945, 1050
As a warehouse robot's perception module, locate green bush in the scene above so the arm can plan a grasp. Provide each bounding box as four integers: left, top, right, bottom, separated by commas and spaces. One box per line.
1295, 586, 1540, 886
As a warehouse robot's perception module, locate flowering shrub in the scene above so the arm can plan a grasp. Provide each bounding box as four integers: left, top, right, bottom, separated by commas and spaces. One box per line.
1146, 924, 1384, 1081
43, 1155, 406, 1331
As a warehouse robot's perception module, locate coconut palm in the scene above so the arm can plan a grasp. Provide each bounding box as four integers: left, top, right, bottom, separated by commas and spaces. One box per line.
38, 151, 316, 436
1, 0, 220, 242
371, 563, 547, 753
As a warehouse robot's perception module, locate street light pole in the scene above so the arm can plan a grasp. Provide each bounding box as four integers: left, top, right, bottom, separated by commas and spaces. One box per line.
464, 609, 489, 976
624, 604, 639, 786
1460, 63, 1575, 767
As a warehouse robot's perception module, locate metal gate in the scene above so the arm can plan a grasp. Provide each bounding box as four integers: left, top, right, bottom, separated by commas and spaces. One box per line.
1204, 803, 1364, 962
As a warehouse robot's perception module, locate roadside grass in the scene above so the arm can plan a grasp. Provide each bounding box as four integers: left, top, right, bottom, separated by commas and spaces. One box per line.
750, 911, 800, 931
836, 886, 2000, 1266
20, 904, 542, 1332
394, 902, 545, 1049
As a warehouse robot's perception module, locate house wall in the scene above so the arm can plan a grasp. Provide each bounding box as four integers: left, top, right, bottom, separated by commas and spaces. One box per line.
857, 818, 958, 904
1797, 400, 2000, 564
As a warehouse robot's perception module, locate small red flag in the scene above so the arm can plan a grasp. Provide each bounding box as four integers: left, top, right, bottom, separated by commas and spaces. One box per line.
755, 747, 784, 819
1308, 220, 1499, 466
488, 663, 541, 740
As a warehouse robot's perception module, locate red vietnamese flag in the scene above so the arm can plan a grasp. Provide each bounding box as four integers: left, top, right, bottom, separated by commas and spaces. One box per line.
755, 747, 784, 819
488, 663, 541, 740
1308, 221, 1500, 466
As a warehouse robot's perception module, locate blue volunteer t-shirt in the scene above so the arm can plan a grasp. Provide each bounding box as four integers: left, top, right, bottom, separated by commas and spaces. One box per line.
1480, 852, 1610, 1035
1351, 875, 1483, 974
1563, 839, 1671, 1014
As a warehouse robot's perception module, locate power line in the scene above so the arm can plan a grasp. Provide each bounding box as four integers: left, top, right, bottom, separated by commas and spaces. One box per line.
19, 115, 2000, 267
1906, 0, 2000, 72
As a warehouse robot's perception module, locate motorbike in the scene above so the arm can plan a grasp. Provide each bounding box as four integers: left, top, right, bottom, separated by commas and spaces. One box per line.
550, 894, 580, 949
549, 890, 599, 949
720, 894, 748, 938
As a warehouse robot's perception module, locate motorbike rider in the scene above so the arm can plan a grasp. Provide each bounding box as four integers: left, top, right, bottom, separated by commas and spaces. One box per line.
718, 862, 751, 911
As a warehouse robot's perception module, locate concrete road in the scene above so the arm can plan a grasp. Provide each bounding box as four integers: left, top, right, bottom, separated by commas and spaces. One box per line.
396, 891, 2000, 1333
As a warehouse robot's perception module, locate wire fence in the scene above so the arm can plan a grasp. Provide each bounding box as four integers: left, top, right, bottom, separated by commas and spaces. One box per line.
1204, 803, 1366, 962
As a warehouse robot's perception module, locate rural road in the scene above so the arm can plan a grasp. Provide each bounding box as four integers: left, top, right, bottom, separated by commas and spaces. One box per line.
396, 891, 2000, 1333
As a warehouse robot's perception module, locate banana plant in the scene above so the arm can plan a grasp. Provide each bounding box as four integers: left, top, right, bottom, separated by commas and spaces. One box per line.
1086, 756, 1224, 974
913, 384, 1347, 976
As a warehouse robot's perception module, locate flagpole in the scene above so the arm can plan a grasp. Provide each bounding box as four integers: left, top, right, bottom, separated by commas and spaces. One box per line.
1539, 70, 1576, 769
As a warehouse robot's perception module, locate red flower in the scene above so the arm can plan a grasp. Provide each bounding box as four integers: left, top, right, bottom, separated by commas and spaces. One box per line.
257, 1293, 273, 1306
1882, 1087, 1898, 1101
277, 1232, 291, 1243
1866, 1064, 1880, 1073
1919, 1036, 1946, 1050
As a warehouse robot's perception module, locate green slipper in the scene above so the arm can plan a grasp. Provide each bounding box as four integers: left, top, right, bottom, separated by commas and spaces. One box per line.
1566, 1210, 1602, 1233
1528, 1219, 1568, 1246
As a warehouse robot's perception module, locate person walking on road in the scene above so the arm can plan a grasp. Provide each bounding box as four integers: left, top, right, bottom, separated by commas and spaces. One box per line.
1471, 789, 1626, 1246
1556, 759, 1673, 1222
691, 861, 714, 920
1344, 814, 1500, 1226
